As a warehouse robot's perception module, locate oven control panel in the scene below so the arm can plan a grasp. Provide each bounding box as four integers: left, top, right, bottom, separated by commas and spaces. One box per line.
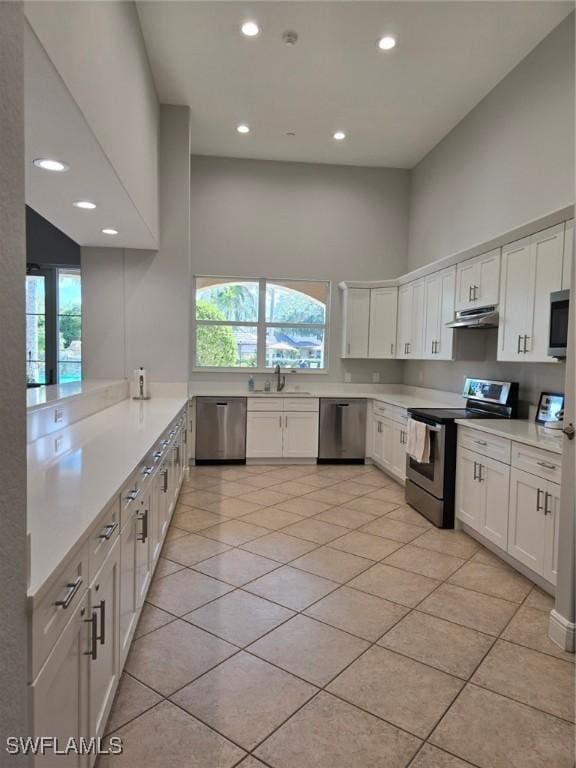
463, 378, 511, 406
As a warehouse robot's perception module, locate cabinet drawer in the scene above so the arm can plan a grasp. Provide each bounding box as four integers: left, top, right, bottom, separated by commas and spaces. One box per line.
283, 397, 319, 412
458, 428, 511, 464
31, 542, 89, 679
88, 497, 121, 583
372, 401, 407, 424
120, 473, 144, 530
248, 397, 285, 411
511, 442, 562, 483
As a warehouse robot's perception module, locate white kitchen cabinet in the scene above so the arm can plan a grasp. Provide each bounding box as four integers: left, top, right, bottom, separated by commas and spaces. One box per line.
396, 279, 425, 359
247, 411, 285, 457
341, 288, 370, 357
88, 540, 120, 740
371, 415, 385, 466
455, 447, 509, 548
283, 412, 319, 458
31, 594, 89, 768
119, 508, 138, 667
423, 267, 456, 360
135, 493, 152, 608
372, 415, 406, 481
455, 248, 500, 310
498, 224, 564, 362
563, 218, 573, 290
543, 481, 560, 585
247, 408, 318, 458
369, 287, 397, 358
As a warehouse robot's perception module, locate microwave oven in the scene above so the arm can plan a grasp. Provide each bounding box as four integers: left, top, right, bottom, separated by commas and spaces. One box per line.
548, 289, 569, 358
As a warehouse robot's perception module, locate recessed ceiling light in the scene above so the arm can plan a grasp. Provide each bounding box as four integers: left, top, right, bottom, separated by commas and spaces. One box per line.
241, 21, 260, 37
237, 124, 250, 134
33, 158, 69, 172
102, 228, 118, 236
333, 131, 347, 141
73, 200, 96, 210
378, 36, 397, 51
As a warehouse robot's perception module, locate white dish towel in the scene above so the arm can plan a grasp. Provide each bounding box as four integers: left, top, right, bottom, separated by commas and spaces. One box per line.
406, 418, 431, 464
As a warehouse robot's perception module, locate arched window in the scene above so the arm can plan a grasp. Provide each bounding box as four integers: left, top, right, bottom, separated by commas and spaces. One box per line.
194, 277, 329, 370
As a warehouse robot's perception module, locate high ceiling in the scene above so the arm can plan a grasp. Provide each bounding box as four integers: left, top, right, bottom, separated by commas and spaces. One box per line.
137, 1, 573, 168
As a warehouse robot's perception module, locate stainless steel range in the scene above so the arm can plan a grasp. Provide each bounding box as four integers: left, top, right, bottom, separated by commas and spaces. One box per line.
405, 378, 518, 528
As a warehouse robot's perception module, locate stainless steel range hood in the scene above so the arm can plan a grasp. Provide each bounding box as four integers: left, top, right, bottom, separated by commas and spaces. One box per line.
446, 306, 499, 329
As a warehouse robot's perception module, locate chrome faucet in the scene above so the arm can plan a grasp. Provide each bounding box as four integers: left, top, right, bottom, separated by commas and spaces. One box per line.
275, 364, 286, 392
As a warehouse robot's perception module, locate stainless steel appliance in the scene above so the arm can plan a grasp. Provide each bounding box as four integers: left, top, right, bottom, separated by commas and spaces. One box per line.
405, 378, 518, 528
445, 306, 499, 329
318, 399, 366, 462
548, 289, 569, 358
195, 397, 247, 463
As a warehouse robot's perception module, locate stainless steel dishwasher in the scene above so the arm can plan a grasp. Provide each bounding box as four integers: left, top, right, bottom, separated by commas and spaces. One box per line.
318, 398, 366, 462
195, 397, 247, 463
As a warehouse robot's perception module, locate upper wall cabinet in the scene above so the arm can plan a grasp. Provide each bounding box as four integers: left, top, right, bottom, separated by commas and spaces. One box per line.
396, 279, 425, 359
341, 288, 370, 358
369, 288, 398, 359
498, 223, 564, 362
423, 267, 456, 360
455, 249, 500, 311
563, 218, 574, 290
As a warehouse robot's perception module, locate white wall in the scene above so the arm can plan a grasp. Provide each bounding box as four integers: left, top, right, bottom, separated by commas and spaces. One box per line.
189, 155, 410, 382
407, 13, 575, 271
0, 3, 28, 757
83, 106, 191, 383
25, 0, 159, 241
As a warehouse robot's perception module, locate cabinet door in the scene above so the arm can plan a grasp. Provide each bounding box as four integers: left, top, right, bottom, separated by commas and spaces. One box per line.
423, 272, 442, 359
31, 595, 89, 768
498, 237, 534, 361
479, 455, 510, 549
246, 412, 284, 458
135, 494, 152, 608
283, 412, 319, 458
119, 511, 138, 666
157, 462, 170, 535
369, 287, 397, 358
543, 481, 561, 585
455, 448, 483, 531
88, 541, 120, 740
342, 288, 370, 357
455, 260, 478, 311
396, 283, 412, 359
391, 423, 407, 480
436, 267, 456, 360
508, 468, 546, 575
525, 224, 564, 361
371, 418, 384, 465
476, 249, 500, 307
410, 280, 426, 359
380, 418, 395, 471
149, 471, 163, 565
563, 219, 573, 290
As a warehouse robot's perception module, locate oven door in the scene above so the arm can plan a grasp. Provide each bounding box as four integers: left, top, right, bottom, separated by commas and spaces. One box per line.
406, 420, 446, 499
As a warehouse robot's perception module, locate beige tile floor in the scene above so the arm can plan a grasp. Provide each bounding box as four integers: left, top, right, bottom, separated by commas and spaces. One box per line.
100, 463, 575, 768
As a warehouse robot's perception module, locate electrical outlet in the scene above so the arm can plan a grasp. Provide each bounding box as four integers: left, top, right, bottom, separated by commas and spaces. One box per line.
54, 435, 63, 453
344, 371, 352, 383
372, 372, 380, 383
54, 407, 64, 424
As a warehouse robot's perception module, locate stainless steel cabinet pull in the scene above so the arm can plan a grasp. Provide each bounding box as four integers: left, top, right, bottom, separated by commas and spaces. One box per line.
347, 343, 350, 354
473, 461, 478, 481
142, 466, 153, 476
125, 488, 140, 502
468, 286, 473, 302
279, 415, 282, 428
478, 463, 484, 482
537, 460, 557, 470
161, 469, 168, 493
137, 509, 149, 542
544, 492, 552, 516
473, 286, 479, 301
390, 343, 394, 355
474, 440, 488, 447
98, 522, 118, 540
55, 576, 83, 609
95, 599, 105, 646
85, 611, 98, 660
172, 446, 180, 465
517, 335, 522, 354
536, 488, 544, 512
523, 335, 529, 354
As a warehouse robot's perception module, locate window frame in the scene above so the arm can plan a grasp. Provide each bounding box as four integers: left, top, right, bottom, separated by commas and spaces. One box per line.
192, 275, 331, 373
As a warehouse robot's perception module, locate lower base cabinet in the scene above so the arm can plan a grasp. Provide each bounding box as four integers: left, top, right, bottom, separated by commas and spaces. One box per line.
371, 414, 406, 481
456, 448, 510, 548
246, 410, 319, 458
508, 467, 560, 584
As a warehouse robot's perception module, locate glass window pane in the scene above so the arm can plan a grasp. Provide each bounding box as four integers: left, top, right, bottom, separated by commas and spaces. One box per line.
27, 362, 46, 386
265, 326, 325, 369
196, 278, 259, 322
196, 324, 258, 368
58, 362, 82, 383
58, 316, 82, 360
26, 315, 46, 363
266, 280, 328, 324
58, 270, 82, 314
26, 275, 45, 314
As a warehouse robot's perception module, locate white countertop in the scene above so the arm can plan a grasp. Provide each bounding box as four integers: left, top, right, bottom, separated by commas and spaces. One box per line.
27, 395, 187, 598
27, 379, 124, 411
188, 383, 465, 411
455, 418, 564, 455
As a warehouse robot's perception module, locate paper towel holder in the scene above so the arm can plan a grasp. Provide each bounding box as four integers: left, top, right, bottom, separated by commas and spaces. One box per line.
132, 366, 151, 401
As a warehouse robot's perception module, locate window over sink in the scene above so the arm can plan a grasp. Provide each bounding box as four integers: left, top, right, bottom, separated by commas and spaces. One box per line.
193, 277, 330, 371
